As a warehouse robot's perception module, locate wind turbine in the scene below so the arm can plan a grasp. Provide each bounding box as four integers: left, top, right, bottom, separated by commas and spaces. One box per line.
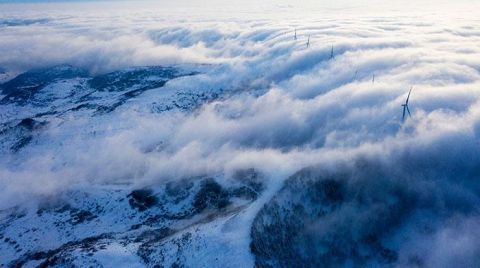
372, 74, 375, 84
294, 29, 297, 40
330, 45, 334, 59
402, 86, 413, 122
306, 35, 310, 48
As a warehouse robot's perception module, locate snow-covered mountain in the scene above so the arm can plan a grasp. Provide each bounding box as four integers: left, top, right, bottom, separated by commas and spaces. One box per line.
0, 64, 261, 267
3, 173, 263, 267
1, 1, 480, 267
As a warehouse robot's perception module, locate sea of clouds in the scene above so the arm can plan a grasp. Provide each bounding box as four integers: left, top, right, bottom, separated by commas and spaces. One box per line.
0, 0, 480, 264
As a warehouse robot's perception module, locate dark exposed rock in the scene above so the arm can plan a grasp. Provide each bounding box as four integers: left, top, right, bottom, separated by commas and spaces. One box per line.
17, 118, 47, 130
11, 233, 112, 267
128, 189, 159, 212
69, 210, 97, 225
10, 135, 32, 152
137, 227, 175, 264
8, 118, 47, 152
193, 178, 230, 212
17, 118, 36, 130
229, 186, 258, 200
232, 168, 264, 193
165, 180, 194, 204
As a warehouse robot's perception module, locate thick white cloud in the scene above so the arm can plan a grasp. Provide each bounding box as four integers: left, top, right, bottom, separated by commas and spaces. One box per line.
0, 0, 479, 201
0, 1, 480, 265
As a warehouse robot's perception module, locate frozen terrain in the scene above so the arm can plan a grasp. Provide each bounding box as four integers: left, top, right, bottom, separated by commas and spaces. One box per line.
1, 0, 480, 267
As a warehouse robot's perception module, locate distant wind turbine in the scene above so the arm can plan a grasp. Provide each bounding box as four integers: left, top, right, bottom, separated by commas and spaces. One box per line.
352, 70, 358, 81
294, 29, 297, 40
330, 45, 334, 59
402, 86, 413, 122
372, 74, 375, 84
306, 35, 310, 48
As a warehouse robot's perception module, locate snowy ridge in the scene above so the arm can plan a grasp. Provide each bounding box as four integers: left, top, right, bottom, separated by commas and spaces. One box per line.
2, 171, 264, 267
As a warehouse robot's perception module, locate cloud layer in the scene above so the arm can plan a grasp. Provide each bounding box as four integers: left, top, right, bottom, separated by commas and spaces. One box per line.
0, 1, 480, 265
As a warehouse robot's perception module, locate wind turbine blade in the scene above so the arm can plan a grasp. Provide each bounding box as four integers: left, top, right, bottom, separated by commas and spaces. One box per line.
406, 86, 413, 104
406, 105, 411, 117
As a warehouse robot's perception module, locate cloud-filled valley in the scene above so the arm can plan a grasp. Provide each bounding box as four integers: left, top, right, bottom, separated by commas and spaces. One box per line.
0, 1, 480, 266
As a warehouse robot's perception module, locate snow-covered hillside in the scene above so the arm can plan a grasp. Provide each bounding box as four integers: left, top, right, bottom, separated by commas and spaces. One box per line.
1, 1, 480, 267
